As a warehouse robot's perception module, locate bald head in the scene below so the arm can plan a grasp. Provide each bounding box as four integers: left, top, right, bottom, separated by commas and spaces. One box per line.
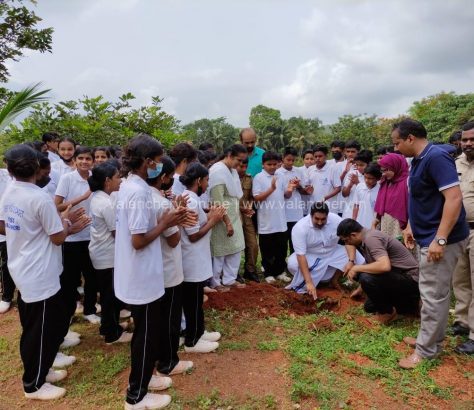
239, 128, 257, 153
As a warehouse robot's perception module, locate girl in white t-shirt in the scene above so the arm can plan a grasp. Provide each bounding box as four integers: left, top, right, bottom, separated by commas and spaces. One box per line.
88, 161, 132, 345
55, 147, 98, 329
146, 156, 194, 376
115, 134, 188, 410
48, 137, 77, 196
0, 144, 88, 400
180, 163, 226, 354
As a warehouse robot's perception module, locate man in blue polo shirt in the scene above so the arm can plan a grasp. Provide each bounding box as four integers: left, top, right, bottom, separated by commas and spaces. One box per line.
392, 118, 468, 369
239, 128, 265, 178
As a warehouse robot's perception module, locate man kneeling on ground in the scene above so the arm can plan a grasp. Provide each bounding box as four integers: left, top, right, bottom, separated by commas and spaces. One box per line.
286, 202, 364, 300
337, 218, 420, 324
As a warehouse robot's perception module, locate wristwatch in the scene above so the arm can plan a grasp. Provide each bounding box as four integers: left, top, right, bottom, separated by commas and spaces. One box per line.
436, 237, 447, 246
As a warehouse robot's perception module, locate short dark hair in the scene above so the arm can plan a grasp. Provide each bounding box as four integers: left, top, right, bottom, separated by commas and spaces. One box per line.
344, 140, 361, 151
73, 146, 93, 159
302, 149, 314, 158
198, 142, 214, 151
179, 162, 209, 188
122, 133, 164, 173
354, 149, 373, 164
363, 163, 382, 179
392, 118, 427, 140
262, 151, 280, 163
461, 121, 474, 132
337, 218, 364, 237
283, 146, 298, 157
310, 201, 329, 216
37, 152, 51, 169
223, 144, 247, 157
4, 144, 39, 178
42, 132, 59, 143
169, 142, 197, 166
93, 146, 111, 158
330, 140, 345, 150
88, 162, 119, 192
313, 144, 328, 155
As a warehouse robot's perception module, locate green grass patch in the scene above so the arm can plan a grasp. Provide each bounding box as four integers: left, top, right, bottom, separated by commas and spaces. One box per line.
257, 340, 279, 351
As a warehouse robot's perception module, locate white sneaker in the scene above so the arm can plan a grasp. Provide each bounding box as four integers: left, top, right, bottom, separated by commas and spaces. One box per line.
276, 273, 291, 283
66, 329, 81, 339
75, 301, 84, 315
60, 336, 80, 349
95, 303, 102, 314
148, 375, 172, 391
45, 369, 68, 383
84, 314, 101, 324
124, 393, 171, 409
120, 309, 131, 319
184, 338, 219, 353
106, 332, 133, 345
0, 300, 11, 314
24, 383, 66, 400
201, 331, 221, 342
53, 352, 76, 368
265, 276, 276, 284
161, 360, 193, 376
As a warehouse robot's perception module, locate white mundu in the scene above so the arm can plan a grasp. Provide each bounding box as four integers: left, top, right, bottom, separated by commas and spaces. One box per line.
151, 187, 184, 288
114, 174, 164, 305
286, 213, 364, 294
180, 189, 212, 283
275, 166, 304, 222
252, 170, 287, 234
55, 170, 92, 242
89, 190, 116, 270
353, 182, 380, 229
307, 162, 341, 206
0, 181, 63, 303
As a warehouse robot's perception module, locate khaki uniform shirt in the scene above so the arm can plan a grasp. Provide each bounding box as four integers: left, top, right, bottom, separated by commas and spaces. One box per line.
456, 153, 474, 222
240, 174, 253, 210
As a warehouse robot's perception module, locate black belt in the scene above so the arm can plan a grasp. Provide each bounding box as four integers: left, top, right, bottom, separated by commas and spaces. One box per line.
469, 222, 474, 230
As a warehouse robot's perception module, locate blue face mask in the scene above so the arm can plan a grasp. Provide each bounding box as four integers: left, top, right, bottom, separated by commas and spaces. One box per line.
147, 161, 163, 179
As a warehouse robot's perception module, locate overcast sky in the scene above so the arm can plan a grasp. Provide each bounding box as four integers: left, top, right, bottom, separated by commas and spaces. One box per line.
7, 0, 474, 126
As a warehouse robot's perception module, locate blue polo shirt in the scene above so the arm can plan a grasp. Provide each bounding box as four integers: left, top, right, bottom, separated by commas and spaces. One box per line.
247, 146, 265, 177
409, 143, 468, 247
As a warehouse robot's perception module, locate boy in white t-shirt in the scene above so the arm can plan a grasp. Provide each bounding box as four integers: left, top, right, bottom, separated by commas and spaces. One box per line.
298, 149, 315, 216
253, 151, 294, 284
352, 163, 382, 229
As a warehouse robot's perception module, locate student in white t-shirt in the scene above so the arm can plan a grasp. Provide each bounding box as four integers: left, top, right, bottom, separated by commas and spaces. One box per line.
55, 147, 98, 328
0, 144, 88, 401
92, 146, 112, 165
180, 163, 226, 354
169, 143, 197, 196
327, 140, 346, 215
115, 134, 188, 410
252, 151, 292, 284
42, 132, 61, 164
298, 149, 315, 216
352, 163, 382, 229
88, 161, 132, 345
275, 147, 307, 262
146, 156, 194, 376
48, 137, 76, 197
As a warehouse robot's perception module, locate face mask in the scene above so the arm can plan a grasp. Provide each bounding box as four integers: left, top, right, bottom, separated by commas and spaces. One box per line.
147, 162, 163, 179
36, 176, 51, 188
160, 177, 174, 191
332, 151, 342, 161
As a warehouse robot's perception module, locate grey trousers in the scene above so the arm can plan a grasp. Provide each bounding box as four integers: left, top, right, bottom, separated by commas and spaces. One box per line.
416, 240, 466, 358
452, 230, 474, 339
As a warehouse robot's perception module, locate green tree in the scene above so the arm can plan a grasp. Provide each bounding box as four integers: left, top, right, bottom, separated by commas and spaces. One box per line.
329, 114, 378, 149
249, 105, 284, 137
286, 116, 323, 153
408, 92, 474, 141
181, 117, 238, 152
0, 0, 53, 83
2, 93, 183, 151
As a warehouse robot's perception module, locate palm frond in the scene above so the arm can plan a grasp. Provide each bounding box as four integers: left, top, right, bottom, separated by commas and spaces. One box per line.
0, 83, 50, 131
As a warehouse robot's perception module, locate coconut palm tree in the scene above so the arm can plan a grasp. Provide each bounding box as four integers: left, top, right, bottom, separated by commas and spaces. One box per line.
0, 83, 50, 131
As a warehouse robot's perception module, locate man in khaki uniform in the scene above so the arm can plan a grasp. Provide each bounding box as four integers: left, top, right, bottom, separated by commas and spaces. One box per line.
238, 158, 260, 282
453, 120, 474, 355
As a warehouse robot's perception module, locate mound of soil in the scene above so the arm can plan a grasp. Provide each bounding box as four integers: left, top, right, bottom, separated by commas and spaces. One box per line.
206, 282, 361, 317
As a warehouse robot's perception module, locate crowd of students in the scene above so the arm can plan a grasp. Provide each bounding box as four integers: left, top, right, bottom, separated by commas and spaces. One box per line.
0, 118, 473, 409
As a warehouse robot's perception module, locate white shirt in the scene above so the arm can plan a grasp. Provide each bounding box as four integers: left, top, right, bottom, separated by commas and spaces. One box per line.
50, 160, 74, 193
43, 168, 59, 199
327, 160, 346, 214
0, 169, 12, 243
291, 213, 342, 257
180, 190, 212, 282
341, 169, 364, 219
353, 182, 380, 229
55, 170, 91, 242
308, 162, 341, 205
252, 170, 287, 234
89, 191, 116, 270
47, 151, 60, 163
275, 166, 304, 222
0, 181, 63, 303
171, 173, 186, 196
151, 187, 184, 288
114, 174, 164, 305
